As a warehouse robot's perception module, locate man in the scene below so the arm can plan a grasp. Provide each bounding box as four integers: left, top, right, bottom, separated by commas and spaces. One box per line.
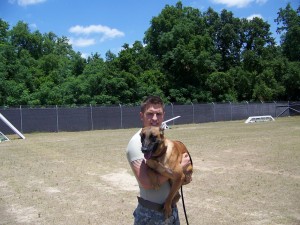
126, 96, 192, 224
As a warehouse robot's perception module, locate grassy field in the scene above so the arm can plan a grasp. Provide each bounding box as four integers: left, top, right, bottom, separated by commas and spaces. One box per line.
0, 116, 299, 225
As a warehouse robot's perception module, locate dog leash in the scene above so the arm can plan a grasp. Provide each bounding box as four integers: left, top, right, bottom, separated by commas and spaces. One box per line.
181, 186, 189, 225
181, 150, 193, 225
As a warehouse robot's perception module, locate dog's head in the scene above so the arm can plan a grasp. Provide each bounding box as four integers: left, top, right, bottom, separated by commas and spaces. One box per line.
140, 126, 164, 160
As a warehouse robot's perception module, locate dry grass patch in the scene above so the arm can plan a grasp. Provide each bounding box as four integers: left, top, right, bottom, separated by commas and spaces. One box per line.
0, 116, 299, 224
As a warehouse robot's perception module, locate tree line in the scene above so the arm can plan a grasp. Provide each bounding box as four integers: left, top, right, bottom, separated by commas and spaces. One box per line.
0, 2, 299, 106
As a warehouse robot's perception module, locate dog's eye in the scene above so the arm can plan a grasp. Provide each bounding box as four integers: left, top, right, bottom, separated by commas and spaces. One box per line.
150, 134, 156, 142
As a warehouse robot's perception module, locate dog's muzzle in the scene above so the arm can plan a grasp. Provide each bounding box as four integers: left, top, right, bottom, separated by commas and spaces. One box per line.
141, 142, 158, 153
141, 146, 150, 152
141, 142, 159, 159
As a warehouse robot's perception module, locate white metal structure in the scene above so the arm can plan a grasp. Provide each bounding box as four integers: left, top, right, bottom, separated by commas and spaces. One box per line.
245, 115, 275, 123
0, 131, 9, 142
161, 116, 181, 129
0, 113, 25, 139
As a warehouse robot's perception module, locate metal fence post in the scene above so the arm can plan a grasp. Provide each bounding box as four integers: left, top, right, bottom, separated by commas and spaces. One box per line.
171, 103, 174, 125
119, 104, 123, 129
90, 104, 94, 130
56, 105, 59, 132
191, 102, 194, 123
229, 101, 232, 121
20, 105, 23, 132
212, 102, 215, 122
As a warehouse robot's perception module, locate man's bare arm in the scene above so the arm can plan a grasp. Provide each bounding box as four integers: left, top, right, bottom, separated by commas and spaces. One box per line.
130, 158, 168, 189
181, 152, 193, 185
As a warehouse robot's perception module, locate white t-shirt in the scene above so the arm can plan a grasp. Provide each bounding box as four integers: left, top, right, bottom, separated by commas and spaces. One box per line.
126, 129, 170, 204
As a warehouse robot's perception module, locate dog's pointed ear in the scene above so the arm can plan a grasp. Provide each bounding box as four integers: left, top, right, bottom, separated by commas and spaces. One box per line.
159, 126, 164, 135
160, 122, 166, 130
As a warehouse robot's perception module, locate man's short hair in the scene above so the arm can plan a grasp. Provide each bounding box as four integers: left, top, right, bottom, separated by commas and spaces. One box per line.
141, 96, 165, 113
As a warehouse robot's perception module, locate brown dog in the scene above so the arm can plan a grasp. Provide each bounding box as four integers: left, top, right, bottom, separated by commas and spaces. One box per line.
140, 126, 193, 218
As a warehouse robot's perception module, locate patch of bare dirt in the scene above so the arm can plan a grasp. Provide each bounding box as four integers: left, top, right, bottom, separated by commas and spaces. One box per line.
0, 117, 299, 224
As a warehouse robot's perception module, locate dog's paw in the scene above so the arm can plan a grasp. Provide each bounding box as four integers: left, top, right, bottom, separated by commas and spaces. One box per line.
183, 171, 193, 185
172, 192, 181, 205
163, 204, 172, 219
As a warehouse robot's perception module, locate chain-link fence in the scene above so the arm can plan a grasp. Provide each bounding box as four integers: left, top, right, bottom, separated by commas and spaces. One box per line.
0, 102, 298, 134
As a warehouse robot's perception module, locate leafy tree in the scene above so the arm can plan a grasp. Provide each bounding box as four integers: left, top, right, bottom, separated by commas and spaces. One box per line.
275, 3, 300, 61
215, 10, 243, 70
137, 69, 166, 100
229, 67, 253, 101
80, 54, 106, 103
9, 21, 31, 52
0, 19, 9, 43
205, 71, 237, 102
0, 20, 10, 105
42, 32, 57, 55
144, 2, 213, 92
71, 52, 86, 76
60, 76, 87, 105
1, 2, 300, 106
252, 68, 285, 101
241, 16, 276, 75
282, 61, 300, 100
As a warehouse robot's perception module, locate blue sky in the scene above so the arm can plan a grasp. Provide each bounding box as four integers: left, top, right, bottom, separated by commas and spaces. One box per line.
1, 0, 299, 58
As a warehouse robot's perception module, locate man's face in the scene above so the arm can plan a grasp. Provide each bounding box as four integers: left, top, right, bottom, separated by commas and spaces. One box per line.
140, 104, 165, 127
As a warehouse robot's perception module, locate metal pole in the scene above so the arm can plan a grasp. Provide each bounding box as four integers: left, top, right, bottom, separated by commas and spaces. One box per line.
90, 104, 94, 130
20, 105, 23, 132
56, 105, 59, 132
229, 101, 232, 121
171, 103, 174, 125
212, 102, 215, 122
119, 104, 123, 129
191, 102, 194, 123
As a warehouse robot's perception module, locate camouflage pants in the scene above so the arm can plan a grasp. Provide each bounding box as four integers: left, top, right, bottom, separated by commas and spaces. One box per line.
133, 203, 180, 225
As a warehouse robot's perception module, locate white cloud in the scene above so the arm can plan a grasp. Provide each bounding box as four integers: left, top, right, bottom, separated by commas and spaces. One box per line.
247, 14, 263, 20
68, 37, 96, 47
211, 0, 252, 8
9, 0, 47, 7
68, 25, 124, 52
69, 25, 125, 40
255, 0, 267, 4
211, 0, 267, 8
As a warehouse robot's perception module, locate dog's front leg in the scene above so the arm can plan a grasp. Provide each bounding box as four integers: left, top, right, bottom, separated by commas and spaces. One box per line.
164, 172, 185, 218
146, 160, 175, 180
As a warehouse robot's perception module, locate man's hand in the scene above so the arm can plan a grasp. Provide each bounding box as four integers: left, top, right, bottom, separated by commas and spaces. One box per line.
181, 152, 193, 185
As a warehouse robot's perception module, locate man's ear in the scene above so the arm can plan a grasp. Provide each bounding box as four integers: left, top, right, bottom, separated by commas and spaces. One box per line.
139, 112, 143, 121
